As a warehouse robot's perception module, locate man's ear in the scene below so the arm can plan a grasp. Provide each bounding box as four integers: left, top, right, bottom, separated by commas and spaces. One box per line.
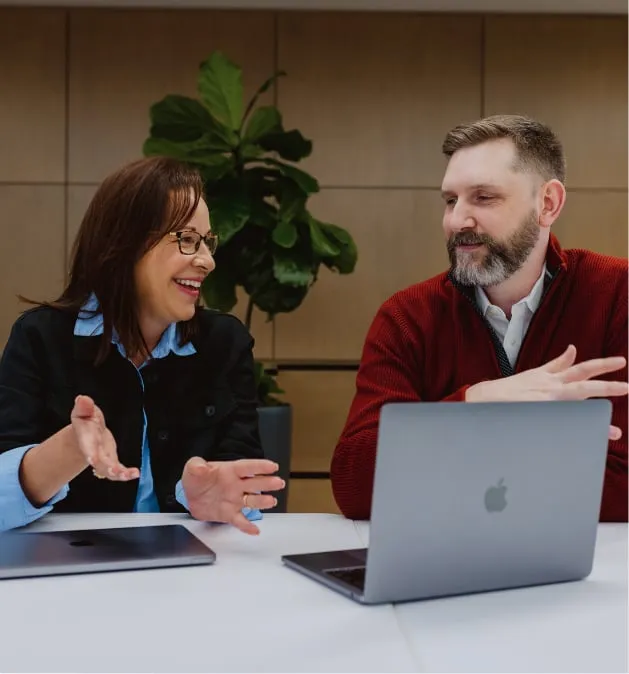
539, 179, 566, 229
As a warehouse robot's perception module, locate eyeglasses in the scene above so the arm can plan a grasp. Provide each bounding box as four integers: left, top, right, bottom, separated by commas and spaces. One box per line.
169, 230, 219, 256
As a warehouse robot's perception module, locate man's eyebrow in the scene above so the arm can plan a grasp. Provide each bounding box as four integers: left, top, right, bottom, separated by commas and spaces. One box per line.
441, 183, 500, 196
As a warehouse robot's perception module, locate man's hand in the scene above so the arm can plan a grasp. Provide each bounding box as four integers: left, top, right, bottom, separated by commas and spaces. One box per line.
70, 395, 140, 481
181, 457, 285, 535
466, 345, 628, 440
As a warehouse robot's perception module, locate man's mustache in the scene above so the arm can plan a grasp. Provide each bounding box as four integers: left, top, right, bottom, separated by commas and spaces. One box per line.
447, 232, 494, 248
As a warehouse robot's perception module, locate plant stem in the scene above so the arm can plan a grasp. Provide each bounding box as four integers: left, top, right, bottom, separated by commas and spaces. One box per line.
244, 296, 254, 332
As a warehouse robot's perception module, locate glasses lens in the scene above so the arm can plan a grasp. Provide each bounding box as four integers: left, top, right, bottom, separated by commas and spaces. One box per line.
178, 232, 199, 254
206, 234, 218, 255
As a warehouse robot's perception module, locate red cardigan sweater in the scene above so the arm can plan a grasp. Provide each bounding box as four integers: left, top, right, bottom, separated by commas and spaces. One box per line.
331, 235, 628, 522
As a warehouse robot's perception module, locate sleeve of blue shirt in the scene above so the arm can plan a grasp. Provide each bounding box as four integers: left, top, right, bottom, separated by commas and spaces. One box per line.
0, 445, 69, 532
175, 479, 262, 522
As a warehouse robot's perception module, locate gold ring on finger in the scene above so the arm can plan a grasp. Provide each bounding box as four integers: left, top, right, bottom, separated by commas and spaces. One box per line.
92, 469, 107, 479
243, 493, 250, 508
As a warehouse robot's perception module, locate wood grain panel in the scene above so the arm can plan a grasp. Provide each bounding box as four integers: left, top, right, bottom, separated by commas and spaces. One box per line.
67, 185, 273, 357
288, 479, 341, 514
278, 12, 482, 187
0, 186, 65, 349
68, 9, 275, 182
553, 190, 628, 257
0, 9, 66, 183
485, 16, 628, 189
274, 188, 450, 360
278, 370, 357, 472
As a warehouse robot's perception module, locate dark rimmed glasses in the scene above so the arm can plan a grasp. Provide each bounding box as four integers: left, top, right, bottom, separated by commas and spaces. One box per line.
169, 230, 219, 256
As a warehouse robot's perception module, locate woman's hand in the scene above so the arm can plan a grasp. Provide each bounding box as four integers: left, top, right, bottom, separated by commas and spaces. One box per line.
70, 395, 140, 481
181, 457, 285, 535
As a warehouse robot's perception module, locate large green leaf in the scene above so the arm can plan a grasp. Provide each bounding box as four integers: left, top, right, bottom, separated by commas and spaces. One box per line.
263, 158, 319, 194
148, 94, 238, 149
273, 249, 314, 286
250, 276, 310, 316
143, 137, 235, 178
239, 143, 265, 162
278, 181, 306, 222
307, 215, 341, 257
243, 106, 282, 143
201, 265, 238, 313
259, 130, 312, 162
249, 200, 278, 229
197, 52, 243, 131
272, 219, 298, 248
319, 222, 358, 274
148, 95, 212, 142
208, 194, 251, 244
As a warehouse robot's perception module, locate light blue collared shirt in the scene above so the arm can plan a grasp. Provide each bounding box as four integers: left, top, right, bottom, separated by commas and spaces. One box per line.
0, 294, 261, 531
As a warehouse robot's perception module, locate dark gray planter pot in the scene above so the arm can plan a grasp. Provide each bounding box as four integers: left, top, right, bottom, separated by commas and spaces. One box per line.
257, 404, 292, 513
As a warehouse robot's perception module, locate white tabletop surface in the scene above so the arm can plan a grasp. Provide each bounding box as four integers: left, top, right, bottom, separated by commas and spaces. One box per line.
0, 514, 627, 673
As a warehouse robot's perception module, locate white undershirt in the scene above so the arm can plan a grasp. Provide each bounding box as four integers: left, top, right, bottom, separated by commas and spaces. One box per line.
475, 265, 547, 367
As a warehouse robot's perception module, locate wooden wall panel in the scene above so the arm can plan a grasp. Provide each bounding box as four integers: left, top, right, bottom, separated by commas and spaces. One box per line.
277, 13, 482, 187
552, 190, 628, 256
0, 9, 66, 183
288, 479, 341, 514
484, 16, 628, 190
0, 187, 66, 348
67, 185, 274, 357
278, 370, 357, 472
274, 188, 450, 360
68, 10, 275, 183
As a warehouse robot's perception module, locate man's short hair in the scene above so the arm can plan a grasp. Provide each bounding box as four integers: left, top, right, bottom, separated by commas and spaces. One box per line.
442, 114, 566, 184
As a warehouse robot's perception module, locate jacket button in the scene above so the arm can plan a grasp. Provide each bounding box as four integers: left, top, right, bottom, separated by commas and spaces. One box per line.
204, 405, 216, 417
165, 494, 176, 506
145, 372, 158, 384
157, 430, 169, 441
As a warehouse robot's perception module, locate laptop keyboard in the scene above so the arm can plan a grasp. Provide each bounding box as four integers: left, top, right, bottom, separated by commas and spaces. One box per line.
324, 566, 366, 590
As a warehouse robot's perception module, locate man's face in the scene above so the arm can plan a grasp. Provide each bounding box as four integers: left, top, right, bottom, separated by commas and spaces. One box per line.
441, 138, 541, 287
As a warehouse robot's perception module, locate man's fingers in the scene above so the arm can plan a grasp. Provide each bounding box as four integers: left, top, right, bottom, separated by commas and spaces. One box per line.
560, 356, 627, 384
233, 459, 279, 479
230, 511, 260, 536
609, 425, 622, 441
543, 344, 577, 374
242, 475, 285, 494
559, 380, 629, 400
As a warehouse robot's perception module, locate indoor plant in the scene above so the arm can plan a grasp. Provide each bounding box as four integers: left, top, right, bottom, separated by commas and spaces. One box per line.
143, 51, 358, 509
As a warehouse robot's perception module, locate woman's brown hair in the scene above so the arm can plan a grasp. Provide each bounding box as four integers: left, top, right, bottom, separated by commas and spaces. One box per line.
26, 156, 204, 364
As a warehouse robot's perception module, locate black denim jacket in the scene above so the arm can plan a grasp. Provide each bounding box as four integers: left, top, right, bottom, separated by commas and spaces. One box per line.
0, 306, 263, 513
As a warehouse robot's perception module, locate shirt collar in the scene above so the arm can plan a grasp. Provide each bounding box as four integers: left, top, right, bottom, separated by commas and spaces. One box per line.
475, 264, 548, 318
74, 293, 196, 359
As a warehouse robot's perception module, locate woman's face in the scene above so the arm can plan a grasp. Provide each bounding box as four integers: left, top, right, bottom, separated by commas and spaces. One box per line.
134, 197, 215, 337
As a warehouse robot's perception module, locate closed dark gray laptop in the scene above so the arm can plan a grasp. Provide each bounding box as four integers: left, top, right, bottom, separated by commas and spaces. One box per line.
0, 524, 216, 580
282, 400, 611, 604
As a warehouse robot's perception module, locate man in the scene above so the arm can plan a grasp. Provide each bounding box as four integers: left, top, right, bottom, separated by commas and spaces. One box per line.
331, 114, 628, 522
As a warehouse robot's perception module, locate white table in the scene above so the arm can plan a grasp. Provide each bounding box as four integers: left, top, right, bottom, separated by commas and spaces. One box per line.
0, 514, 626, 673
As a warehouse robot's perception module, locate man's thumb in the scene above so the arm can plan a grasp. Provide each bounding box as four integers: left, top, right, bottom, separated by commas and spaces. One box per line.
544, 344, 577, 373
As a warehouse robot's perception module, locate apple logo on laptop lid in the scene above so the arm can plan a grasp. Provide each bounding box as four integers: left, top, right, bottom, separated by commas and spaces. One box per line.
484, 478, 508, 513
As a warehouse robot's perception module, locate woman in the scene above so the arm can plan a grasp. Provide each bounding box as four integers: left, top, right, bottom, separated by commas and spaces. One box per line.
0, 156, 284, 535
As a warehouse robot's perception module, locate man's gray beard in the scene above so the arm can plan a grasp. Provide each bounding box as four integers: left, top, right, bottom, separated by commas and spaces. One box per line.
452, 255, 512, 286
448, 211, 540, 287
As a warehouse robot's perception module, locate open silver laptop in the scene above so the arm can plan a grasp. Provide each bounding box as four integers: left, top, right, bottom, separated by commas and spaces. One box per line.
282, 400, 612, 604
0, 524, 216, 580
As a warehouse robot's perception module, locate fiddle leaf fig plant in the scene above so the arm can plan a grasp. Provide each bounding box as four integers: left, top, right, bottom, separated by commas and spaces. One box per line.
144, 51, 358, 405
